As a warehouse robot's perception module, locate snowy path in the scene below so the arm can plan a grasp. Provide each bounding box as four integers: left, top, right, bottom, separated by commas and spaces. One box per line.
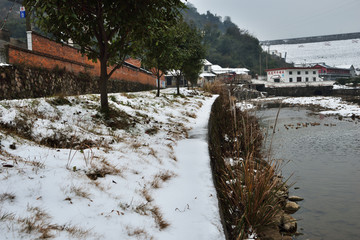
155, 95, 225, 240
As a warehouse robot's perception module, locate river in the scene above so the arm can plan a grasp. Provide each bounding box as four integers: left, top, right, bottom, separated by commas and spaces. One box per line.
257, 104, 360, 240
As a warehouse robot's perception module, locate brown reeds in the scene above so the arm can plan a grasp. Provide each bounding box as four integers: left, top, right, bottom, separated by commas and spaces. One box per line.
208, 85, 287, 239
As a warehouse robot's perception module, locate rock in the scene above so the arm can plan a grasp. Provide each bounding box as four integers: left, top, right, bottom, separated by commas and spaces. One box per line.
9, 142, 16, 150
281, 214, 297, 233
288, 195, 304, 202
284, 201, 300, 214
257, 226, 282, 240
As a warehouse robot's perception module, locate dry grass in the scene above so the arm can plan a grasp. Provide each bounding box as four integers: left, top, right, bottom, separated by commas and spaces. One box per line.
151, 171, 175, 189
69, 185, 91, 200
0, 209, 15, 221
141, 188, 153, 203
203, 81, 225, 94
132, 142, 142, 149
150, 206, 170, 230
0, 192, 16, 203
126, 226, 154, 240
209, 91, 288, 239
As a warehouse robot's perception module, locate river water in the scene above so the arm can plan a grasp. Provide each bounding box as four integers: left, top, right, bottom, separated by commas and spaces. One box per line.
257, 104, 360, 240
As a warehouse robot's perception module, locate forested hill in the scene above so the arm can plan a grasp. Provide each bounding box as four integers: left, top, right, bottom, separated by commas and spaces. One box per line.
182, 3, 291, 75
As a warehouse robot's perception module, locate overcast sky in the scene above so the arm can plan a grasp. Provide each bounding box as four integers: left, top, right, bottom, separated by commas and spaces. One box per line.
187, 0, 360, 41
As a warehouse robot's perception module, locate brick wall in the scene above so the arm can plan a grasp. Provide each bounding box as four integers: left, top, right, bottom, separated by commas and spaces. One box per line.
7, 32, 162, 87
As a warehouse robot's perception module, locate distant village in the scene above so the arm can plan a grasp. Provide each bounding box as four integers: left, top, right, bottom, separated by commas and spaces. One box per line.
0, 27, 358, 94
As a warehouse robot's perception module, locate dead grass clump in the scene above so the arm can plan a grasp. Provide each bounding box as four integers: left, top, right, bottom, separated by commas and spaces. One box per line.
185, 111, 197, 118
0, 192, 16, 202
0, 209, 15, 221
126, 226, 154, 240
148, 148, 157, 158
63, 224, 92, 239
145, 126, 159, 135
47, 96, 72, 106
203, 81, 225, 94
151, 171, 175, 189
102, 107, 134, 130
141, 188, 153, 203
86, 158, 123, 180
151, 206, 170, 230
69, 185, 91, 199
0, 115, 33, 140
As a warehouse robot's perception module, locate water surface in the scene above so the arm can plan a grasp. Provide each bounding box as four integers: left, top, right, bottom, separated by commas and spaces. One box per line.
257, 105, 360, 240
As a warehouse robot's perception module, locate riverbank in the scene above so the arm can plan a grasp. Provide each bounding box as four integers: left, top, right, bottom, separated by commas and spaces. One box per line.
207, 86, 299, 240
245, 96, 360, 119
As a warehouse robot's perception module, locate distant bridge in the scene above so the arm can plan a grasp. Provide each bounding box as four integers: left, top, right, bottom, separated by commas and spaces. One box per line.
261, 32, 360, 46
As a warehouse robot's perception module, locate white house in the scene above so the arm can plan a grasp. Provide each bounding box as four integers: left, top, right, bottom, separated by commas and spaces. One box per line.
198, 59, 217, 86
266, 67, 322, 83
198, 59, 251, 86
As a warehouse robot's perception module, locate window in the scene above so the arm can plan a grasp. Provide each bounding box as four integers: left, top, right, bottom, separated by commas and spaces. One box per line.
274, 79, 280, 83
306, 77, 309, 82
289, 71, 293, 75
289, 78, 293, 82
313, 77, 316, 81
297, 71, 301, 75
305, 71, 309, 75
297, 77, 302, 82
204, 66, 209, 72
313, 71, 316, 74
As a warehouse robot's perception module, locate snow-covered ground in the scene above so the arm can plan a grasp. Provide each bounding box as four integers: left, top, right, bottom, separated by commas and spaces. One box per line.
0, 89, 225, 240
283, 97, 360, 117
241, 96, 360, 118
265, 38, 360, 69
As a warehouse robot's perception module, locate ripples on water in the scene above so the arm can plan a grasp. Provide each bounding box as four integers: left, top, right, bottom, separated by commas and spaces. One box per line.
257, 106, 360, 240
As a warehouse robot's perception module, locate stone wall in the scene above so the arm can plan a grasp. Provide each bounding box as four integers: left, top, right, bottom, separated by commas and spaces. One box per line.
332, 88, 360, 96
264, 85, 360, 97
264, 86, 333, 97
0, 65, 154, 100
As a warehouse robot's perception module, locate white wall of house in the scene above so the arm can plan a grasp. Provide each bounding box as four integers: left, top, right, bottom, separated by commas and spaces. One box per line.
267, 68, 322, 83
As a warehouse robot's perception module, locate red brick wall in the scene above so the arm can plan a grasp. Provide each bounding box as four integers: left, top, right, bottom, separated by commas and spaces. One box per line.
8, 32, 161, 87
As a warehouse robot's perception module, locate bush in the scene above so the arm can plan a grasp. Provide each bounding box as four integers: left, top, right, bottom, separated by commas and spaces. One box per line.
335, 78, 350, 85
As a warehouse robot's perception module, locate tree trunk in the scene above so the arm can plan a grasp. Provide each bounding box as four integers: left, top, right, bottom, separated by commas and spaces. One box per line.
156, 77, 160, 97
156, 71, 161, 97
176, 74, 181, 95
100, 59, 109, 113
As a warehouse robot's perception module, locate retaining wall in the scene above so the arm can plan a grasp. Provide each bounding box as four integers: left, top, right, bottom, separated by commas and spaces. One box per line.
0, 65, 154, 100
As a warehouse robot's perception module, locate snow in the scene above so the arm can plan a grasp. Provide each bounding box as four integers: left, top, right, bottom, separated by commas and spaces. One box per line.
283, 96, 360, 117
246, 96, 360, 118
251, 79, 334, 88
265, 38, 360, 69
0, 89, 225, 239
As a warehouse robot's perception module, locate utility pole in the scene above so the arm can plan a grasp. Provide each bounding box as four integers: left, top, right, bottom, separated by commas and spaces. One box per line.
259, 52, 262, 76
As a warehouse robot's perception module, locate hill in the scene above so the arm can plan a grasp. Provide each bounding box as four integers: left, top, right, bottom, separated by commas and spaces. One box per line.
182, 3, 291, 75
266, 38, 360, 70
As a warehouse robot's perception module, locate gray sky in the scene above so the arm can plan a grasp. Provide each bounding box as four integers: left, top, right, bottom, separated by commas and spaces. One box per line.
187, 0, 360, 41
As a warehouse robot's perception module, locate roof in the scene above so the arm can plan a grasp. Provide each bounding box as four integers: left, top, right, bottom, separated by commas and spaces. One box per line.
335, 65, 354, 70
200, 72, 216, 77
211, 65, 249, 75
266, 67, 319, 72
203, 59, 212, 66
